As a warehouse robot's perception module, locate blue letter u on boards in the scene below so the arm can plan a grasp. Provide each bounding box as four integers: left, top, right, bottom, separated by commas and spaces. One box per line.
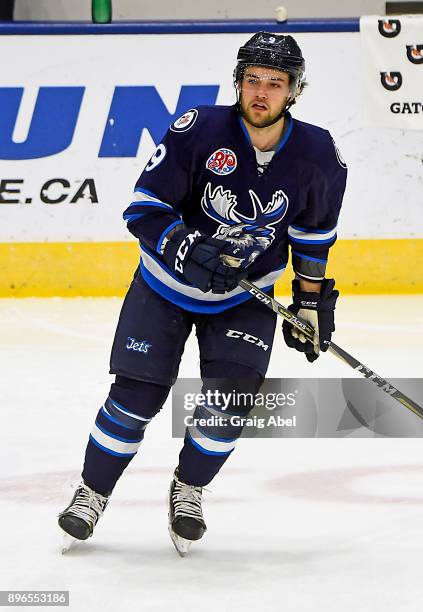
0, 87, 85, 160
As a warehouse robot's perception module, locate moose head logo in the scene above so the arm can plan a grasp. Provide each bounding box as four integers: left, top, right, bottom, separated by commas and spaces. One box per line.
201, 182, 288, 249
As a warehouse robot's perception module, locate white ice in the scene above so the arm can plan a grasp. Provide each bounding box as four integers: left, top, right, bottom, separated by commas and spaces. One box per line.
1, 295, 423, 611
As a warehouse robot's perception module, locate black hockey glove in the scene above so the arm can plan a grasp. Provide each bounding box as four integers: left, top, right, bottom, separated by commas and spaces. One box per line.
162, 227, 246, 294
282, 278, 339, 362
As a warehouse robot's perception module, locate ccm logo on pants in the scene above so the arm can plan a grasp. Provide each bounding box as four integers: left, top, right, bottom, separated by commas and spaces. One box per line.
226, 329, 269, 351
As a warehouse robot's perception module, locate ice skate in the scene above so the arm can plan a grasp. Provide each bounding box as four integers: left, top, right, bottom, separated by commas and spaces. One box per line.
58, 482, 109, 552
61, 532, 79, 554
168, 469, 207, 557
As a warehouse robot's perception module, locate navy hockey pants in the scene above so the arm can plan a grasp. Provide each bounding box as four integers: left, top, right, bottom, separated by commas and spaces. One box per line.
82, 273, 277, 494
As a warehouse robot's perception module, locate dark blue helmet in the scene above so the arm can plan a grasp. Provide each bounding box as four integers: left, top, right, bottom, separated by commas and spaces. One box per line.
234, 32, 306, 100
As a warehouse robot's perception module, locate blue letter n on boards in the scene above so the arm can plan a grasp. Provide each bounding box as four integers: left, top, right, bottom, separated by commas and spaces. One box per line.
98, 85, 219, 157
0, 87, 85, 160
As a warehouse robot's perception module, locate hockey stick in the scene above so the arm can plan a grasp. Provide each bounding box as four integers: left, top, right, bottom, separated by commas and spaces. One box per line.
238, 278, 423, 420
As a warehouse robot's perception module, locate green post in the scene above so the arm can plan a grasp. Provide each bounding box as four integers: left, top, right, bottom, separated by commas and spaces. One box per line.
92, 0, 112, 23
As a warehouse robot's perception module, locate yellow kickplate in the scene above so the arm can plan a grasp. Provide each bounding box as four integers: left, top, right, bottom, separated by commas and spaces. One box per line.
0, 239, 422, 297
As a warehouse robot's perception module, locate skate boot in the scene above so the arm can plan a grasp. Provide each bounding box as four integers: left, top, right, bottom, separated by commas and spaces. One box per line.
168, 468, 207, 556
58, 482, 109, 551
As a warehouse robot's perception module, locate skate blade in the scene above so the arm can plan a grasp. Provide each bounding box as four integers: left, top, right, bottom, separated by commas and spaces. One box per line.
168, 526, 192, 557
61, 532, 79, 554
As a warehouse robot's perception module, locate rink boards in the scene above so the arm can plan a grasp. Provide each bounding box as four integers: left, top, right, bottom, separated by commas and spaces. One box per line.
1, 24, 422, 296
1, 239, 423, 296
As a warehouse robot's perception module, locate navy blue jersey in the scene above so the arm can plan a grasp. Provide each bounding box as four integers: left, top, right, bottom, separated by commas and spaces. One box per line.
123, 105, 347, 314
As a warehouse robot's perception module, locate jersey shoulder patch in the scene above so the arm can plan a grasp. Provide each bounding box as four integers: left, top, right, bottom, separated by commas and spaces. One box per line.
170, 108, 199, 133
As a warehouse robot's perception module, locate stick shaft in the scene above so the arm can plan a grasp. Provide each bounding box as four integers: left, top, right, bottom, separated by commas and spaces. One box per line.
239, 279, 423, 419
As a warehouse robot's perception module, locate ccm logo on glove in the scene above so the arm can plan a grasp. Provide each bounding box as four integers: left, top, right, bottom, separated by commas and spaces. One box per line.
175, 230, 201, 273
162, 225, 247, 294
282, 278, 338, 363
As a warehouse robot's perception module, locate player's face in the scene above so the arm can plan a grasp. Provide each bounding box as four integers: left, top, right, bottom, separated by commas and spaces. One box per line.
238, 66, 291, 128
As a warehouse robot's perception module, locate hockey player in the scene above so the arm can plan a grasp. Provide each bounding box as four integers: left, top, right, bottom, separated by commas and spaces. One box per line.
59, 32, 347, 555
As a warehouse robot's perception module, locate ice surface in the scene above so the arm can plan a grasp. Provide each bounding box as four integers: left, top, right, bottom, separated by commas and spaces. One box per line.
1, 296, 422, 611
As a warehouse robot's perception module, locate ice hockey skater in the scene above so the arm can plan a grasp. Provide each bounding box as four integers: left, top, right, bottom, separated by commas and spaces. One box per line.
58, 31, 347, 556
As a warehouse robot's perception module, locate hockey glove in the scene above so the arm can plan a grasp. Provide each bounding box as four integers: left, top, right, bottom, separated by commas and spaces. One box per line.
162, 227, 246, 294
282, 278, 339, 362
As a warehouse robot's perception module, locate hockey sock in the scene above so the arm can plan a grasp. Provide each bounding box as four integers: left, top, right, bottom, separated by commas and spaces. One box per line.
178, 427, 238, 487
178, 361, 262, 487
82, 376, 169, 495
